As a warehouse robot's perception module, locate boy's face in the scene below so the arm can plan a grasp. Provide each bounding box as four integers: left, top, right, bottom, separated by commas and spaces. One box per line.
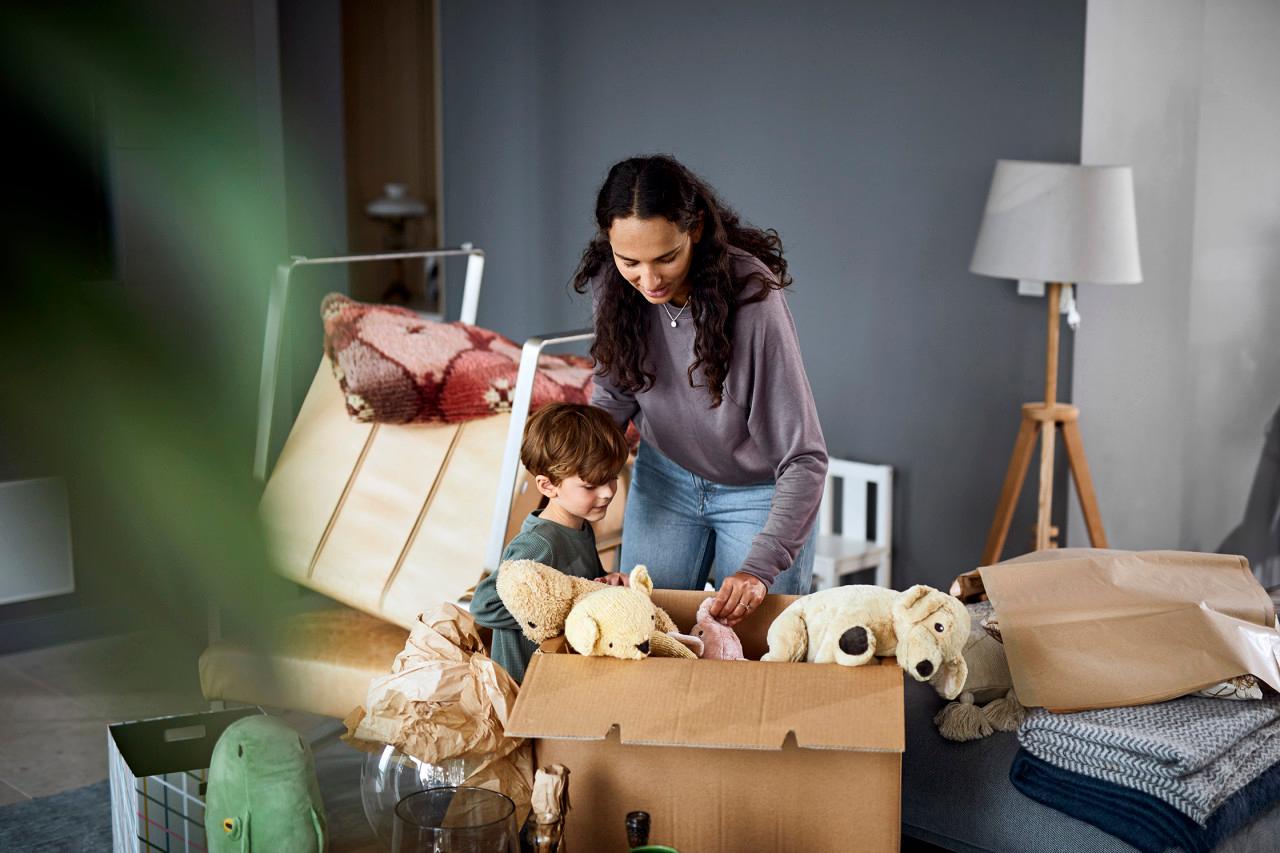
537, 474, 618, 525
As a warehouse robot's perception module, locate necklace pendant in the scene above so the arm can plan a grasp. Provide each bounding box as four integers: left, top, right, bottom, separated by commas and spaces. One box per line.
670, 319, 678, 328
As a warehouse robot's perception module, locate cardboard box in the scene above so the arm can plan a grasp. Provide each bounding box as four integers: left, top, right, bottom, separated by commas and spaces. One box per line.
506, 590, 904, 852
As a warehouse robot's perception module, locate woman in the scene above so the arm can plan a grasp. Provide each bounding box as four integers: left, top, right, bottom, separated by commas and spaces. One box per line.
574, 154, 828, 627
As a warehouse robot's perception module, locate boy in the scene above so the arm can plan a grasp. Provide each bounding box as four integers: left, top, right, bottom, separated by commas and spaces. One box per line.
471, 402, 630, 683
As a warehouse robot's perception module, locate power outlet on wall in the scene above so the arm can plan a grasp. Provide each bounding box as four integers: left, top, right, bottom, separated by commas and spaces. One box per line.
1017, 280, 1046, 297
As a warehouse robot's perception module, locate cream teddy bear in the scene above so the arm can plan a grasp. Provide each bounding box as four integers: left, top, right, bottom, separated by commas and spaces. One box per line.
761, 584, 970, 699
564, 566, 697, 660
495, 559, 678, 644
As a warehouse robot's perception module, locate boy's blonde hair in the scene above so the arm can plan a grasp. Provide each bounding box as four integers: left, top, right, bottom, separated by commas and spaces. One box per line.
521, 403, 629, 486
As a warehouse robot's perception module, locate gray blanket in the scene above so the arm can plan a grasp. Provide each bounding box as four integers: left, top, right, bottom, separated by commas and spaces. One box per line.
1019, 696, 1280, 824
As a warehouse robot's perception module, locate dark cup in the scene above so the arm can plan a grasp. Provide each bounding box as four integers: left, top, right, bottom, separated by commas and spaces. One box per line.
625, 810, 651, 847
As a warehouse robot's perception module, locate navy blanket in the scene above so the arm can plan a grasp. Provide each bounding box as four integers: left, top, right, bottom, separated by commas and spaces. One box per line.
1010, 749, 1280, 853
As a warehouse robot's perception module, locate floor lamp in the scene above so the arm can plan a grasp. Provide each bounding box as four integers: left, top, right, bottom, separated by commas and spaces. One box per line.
970, 160, 1142, 565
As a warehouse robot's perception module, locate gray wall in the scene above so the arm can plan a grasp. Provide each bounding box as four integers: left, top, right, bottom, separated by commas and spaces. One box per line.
1073, 0, 1280, 583
1182, 0, 1280, 563
440, 0, 1087, 589
1072, 0, 1206, 551
277, 0, 351, 441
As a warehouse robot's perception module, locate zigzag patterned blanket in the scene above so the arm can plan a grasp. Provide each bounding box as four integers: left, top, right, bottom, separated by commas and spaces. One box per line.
1010, 749, 1280, 853
1018, 696, 1280, 824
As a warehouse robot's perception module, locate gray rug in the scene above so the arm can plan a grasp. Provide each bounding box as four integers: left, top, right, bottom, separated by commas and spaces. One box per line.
0, 781, 111, 852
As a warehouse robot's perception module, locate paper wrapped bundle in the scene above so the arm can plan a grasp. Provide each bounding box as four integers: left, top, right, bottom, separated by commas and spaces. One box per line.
343, 603, 534, 818
525, 765, 570, 853
980, 549, 1280, 712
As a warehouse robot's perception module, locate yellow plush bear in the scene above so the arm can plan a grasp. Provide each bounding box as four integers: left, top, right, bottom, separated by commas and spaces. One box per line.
495, 560, 678, 644
761, 585, 970, 699
564, 566, 697, 660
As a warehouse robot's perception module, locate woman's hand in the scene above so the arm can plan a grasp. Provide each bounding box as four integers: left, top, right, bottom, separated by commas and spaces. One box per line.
595, 572, 629, 587
710, 572, 767, 627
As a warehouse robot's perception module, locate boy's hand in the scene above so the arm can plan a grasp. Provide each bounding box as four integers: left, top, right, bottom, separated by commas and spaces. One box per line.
596, 572, 629, 587
710, 572, 766, 627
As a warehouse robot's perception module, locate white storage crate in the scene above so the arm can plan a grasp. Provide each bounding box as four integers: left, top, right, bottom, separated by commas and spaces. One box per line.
108, 707, 264, 852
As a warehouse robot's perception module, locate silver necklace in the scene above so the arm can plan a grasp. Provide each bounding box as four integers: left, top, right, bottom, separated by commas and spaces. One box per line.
661, 300, 689, 328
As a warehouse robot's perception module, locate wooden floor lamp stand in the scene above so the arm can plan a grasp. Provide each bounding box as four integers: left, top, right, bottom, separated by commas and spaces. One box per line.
981, 282, 1109, 566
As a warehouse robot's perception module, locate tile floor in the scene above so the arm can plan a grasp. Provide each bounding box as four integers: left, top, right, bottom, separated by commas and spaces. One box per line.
0, 630, 211, 802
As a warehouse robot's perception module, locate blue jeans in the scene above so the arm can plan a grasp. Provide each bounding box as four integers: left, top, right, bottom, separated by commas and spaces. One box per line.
620, 442, 816, 593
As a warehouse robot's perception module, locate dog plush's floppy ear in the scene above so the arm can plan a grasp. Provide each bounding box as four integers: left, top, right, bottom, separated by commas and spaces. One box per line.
893, 584, 942, 625
565, 611, 600, 656
935, 656, 969, 700
629, 565, 654, 597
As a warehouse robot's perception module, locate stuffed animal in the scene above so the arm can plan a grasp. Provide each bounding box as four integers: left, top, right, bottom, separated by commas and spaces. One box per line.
564, 566, 697, 660
761, 584, 971, 699
690, 597, 745, 660
205, 715, 327, 852
496, 559, 678, 644
932, 602, 1025, 741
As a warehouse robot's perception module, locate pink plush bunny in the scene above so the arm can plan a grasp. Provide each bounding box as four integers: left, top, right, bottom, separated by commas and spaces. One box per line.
692, 597, 746, 660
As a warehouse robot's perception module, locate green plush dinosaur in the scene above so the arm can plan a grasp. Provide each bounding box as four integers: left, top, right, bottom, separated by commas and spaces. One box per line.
205, 715, 327, 852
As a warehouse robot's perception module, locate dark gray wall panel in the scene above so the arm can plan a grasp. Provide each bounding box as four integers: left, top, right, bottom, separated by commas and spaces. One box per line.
440, 0, 1085, 588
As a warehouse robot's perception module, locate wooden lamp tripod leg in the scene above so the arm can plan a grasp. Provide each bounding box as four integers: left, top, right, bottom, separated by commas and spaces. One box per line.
1061, 418, 1109, 547
984, 282, 1097, 565
1034, 420, 1058, 551
982, 414, 1039, 566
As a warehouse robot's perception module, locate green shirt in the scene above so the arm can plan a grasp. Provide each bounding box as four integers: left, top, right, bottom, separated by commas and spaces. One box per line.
470, 510, 605, 683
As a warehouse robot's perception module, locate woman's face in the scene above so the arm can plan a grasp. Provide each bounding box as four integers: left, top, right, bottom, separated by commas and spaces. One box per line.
607, 215, 701, 306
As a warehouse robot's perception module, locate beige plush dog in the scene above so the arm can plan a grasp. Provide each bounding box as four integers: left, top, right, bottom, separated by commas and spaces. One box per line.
761, 585, 971, 699
564, 566, 696, 660
495, 559, 678, 644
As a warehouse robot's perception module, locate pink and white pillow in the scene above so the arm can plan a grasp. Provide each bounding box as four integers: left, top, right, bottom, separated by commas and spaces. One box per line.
321, 294, 595, 425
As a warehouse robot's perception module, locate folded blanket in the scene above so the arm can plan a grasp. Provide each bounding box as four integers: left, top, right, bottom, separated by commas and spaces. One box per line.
1019, 697, 1280, 824
1010, 749, 1280, 853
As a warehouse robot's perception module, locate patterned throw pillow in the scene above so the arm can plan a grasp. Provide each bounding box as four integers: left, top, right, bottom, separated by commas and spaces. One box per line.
1195, 675, 1264, 701
321, 294, 595, 424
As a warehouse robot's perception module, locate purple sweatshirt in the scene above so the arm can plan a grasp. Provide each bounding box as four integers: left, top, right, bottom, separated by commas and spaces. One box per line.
590, 247, 829, 586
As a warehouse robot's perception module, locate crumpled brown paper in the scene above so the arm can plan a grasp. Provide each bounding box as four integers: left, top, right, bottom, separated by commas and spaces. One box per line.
979, 548, 1280, 712
343, 603, 534, 820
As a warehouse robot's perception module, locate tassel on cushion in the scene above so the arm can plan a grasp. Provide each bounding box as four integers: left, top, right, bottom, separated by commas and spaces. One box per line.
935, 692, 993, 742
982, 688, 1027, 732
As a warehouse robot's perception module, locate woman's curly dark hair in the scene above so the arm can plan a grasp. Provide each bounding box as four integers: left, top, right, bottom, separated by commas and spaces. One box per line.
572, 155, 792, 407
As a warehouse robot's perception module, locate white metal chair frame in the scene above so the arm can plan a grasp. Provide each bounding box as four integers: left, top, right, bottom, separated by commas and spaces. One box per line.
813, 458, 894, 589
253, 246, 486, 481
213, 247, 485, 649
484, 328, 594, 573
247, 241, 587, 585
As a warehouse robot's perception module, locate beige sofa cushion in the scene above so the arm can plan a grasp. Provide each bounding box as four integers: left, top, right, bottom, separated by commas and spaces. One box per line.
199, 607, 408, 720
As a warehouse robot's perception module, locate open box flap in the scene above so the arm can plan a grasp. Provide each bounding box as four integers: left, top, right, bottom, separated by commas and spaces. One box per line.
506, 654, 904, 752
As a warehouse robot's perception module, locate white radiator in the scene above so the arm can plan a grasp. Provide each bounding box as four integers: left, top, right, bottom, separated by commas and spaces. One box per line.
0, 477, 74, 605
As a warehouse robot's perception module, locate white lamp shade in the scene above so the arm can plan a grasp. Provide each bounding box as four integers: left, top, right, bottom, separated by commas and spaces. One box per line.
970, 160, 1142, 285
